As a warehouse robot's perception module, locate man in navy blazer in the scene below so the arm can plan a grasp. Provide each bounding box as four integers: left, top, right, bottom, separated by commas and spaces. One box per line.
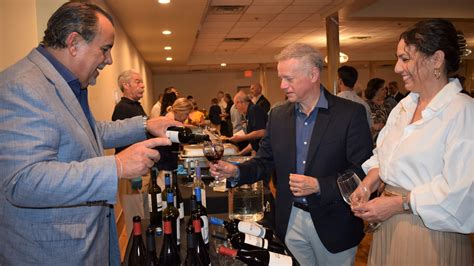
211, 43, 373, 265
0, 3, 180, 265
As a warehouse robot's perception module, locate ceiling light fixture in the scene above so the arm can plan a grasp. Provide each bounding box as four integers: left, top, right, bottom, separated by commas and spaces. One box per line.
324, 52, 349, 64
166, 57, 173, 61
164, 46, 172, 50
162, 30, 172, 35
220, 63, 226, 67
158, 0, 170, 4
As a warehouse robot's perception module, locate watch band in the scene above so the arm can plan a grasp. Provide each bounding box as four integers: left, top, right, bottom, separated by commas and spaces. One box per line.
402, 194, 412, 213
142, 115, 148, 132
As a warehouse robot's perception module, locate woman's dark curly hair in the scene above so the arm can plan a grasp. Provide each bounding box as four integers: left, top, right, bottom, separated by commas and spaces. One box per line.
399, 18, 460, 74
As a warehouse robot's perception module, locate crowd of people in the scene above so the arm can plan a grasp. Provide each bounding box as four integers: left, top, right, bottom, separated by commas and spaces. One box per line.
0, 2, 472, 265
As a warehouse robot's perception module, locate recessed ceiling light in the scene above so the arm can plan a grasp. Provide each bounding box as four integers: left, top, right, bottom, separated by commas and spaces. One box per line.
158, 0, 170, 4
166, 57, 173, 61
220, 63, 227, 67
162, 30, 172, 35
164, 46, 172, 50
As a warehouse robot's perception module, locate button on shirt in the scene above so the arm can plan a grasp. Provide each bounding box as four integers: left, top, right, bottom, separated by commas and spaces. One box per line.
294, 87, 329, 205
36, 46, 95, 132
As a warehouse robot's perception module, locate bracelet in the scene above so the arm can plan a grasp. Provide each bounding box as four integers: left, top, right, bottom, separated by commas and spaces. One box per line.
115, 155, 123, 179
142, 115, 148, 132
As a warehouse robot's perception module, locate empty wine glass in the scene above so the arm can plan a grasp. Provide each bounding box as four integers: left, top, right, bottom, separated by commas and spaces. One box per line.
203, 139, 225, 187
337, 171, 381, 233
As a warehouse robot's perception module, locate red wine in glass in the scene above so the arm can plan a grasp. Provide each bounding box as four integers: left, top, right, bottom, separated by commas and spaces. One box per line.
203, 140, 225, 186
203, 141, 224, 163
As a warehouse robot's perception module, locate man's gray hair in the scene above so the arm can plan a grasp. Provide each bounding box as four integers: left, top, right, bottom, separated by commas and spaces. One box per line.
235, 91, 251, 103
117, 69, 139, 92
275, 43, 324, 73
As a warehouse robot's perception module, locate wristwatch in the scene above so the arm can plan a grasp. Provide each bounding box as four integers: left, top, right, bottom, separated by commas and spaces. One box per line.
402, 194, 412, 213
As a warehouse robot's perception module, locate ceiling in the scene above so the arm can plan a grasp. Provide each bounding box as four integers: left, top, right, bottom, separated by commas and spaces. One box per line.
104, 0, 474, 74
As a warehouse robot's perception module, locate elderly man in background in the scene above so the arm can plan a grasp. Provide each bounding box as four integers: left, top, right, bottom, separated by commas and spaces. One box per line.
250, 82, 271, 113
111, 69, 148, 237
229, 91, 268, 155
0, 3, 180, 265
211, 43, 372, 265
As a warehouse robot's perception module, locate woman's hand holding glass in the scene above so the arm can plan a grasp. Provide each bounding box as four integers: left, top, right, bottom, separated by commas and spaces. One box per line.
337, 171, 381, 233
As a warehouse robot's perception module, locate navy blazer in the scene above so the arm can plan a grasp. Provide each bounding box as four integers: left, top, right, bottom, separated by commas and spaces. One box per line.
238, 89, 373, 253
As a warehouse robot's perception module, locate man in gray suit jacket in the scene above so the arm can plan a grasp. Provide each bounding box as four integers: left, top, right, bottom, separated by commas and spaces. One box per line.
0, 3, 180, 265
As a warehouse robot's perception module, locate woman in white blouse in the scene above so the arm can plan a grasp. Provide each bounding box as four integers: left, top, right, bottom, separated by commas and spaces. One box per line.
352, 19, 473, 265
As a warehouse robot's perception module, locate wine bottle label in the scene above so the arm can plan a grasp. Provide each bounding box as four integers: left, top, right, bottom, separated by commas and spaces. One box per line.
201, 188, 207, 207
147, 194, 153, 210
162, 200, 167, 210
269, 252, 292, 265
157, 197, 163, 212
238, 222, 265, 238
166, 131, 180, 143
244, 234, 268, 249
179, 202, 184, 219
201, 215, 209, 244
176, 219, 180, 245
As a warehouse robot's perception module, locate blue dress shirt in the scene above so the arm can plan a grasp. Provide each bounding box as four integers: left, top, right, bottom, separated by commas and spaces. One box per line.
293, 87, 328, 205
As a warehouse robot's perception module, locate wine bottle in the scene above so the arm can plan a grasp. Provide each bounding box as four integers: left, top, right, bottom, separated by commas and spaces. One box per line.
172, 170, 184, 220
145, 226, 159, 266
128, 216, 147, 266
163, 191, 180, 250
161, 172, 173, 210
192, 217, 211, 265
148, 167, 163, 235
158, 220, 181, 265
228, 232, 286, 254
193, 187, 209, 247
185, 224, 204, 266
193, 161, 206, 207
166, 126, 210, 144
218, 246, 297, 266
209, 217, 274, 240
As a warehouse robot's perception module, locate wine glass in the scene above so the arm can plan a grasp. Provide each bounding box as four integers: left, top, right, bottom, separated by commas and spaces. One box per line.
203, 139, 225, 187
337, 171, 381, 233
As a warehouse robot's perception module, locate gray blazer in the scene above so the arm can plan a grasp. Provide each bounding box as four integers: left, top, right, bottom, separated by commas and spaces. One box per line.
0, 49, 146, 265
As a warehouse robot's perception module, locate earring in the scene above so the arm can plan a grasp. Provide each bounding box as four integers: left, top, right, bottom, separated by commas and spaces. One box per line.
434, 68, 441, 80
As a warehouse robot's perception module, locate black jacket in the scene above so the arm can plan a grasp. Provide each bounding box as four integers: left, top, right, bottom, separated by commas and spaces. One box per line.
237, 89, 373, 253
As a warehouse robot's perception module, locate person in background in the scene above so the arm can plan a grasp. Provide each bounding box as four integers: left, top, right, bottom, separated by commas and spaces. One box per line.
365, 78, 394, 143
211, 43, 372, 265
160, 90, 177, 116
217, 90, 227, 113
250, 82, 271, 113
155, 98, 194, 188
0, 3, 180, 264
386, 81, 406, 103
111, 69, 147, 236
150, 86, 179, 118
337, 65, 372, 128
188, 102, 206, 127
220, 92, 234, 137
352, 18, 473, 265
208, 97, 222, 133
229, 91, 268, 155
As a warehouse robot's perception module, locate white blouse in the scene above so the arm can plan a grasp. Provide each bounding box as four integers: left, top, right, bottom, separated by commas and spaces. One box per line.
363, 79, 474, 233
